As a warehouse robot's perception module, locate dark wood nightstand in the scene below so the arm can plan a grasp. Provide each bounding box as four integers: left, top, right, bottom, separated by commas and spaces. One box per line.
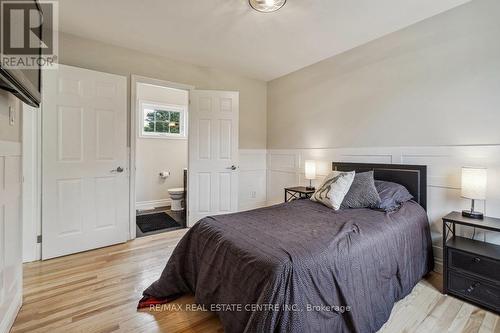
284, 187, 315, 202
442, 212, 500, 314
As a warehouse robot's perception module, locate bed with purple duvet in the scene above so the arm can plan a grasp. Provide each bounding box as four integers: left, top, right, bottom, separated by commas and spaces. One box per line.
141, 163, 434, 333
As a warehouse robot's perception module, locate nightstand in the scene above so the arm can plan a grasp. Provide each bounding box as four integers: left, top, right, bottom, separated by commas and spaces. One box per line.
284, 187, 315, 202
442, 212, 500, 314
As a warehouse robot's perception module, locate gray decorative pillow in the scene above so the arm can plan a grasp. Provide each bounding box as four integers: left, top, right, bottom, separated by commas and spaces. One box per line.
341, 171, 381, 209
375, 180, 414, 211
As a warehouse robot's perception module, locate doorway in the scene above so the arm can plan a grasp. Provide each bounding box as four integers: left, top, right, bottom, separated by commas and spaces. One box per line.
131, 76, 192, 238
130, 76, 241, 238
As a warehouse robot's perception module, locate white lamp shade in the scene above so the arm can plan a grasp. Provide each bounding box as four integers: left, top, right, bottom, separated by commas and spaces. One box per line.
305, 160, 316, 180
461, 167, 487, 200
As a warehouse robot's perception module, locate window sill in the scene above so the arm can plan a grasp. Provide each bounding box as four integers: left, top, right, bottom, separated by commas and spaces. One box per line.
139, 134, 187, 140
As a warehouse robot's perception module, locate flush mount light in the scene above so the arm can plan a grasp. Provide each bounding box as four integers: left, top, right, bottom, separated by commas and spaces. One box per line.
249, 0, 286, 13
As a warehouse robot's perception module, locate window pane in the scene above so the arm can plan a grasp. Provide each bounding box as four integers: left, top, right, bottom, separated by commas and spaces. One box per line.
156, 110, 169, 122
144, 111, 156, 132
142, 106, 184, 136
170, 124, 180, 134
155, 121, 169, 133
170, 111, 180, 123
144, 124, 155, 132
144, 111, 155, 122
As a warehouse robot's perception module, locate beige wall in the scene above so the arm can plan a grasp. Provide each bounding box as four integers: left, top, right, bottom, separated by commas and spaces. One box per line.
135, 83, 188, 204
0, 90, 21, 142
267, 0, 500, 149
59, 32, 267, 149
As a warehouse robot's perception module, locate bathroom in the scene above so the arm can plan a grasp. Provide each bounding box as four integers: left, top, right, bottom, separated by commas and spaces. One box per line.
134, 80, 188, 237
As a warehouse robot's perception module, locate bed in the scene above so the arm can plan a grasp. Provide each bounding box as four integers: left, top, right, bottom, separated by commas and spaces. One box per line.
142, 162, 434, 333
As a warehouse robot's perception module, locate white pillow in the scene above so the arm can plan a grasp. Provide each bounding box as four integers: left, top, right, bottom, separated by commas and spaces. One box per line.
311, 171, 355, 210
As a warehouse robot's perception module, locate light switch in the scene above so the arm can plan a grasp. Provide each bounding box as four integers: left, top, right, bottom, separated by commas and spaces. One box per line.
9, 106, 15, 126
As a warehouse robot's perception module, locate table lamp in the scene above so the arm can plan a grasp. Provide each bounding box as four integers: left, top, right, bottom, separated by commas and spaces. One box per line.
461, 167, 487, 219
305, 160, 316, 190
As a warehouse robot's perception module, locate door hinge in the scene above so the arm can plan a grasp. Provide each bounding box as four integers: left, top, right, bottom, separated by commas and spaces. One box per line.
37, 235, 42, 243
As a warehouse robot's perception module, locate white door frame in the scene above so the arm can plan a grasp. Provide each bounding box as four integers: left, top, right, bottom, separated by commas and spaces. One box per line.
129, 75, 194, 239
22, 103, 42, 262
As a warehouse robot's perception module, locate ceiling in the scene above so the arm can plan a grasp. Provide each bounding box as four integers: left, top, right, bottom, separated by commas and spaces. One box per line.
59, 0, 471, 81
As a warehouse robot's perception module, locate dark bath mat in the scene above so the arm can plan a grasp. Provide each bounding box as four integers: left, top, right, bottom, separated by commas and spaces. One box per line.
136, 212, 181, 233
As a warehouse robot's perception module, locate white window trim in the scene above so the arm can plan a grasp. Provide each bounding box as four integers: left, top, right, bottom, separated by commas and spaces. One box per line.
139, 100, 188, 140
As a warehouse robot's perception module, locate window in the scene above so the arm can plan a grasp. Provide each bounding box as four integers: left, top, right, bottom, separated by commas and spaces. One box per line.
141, 102, 187, 139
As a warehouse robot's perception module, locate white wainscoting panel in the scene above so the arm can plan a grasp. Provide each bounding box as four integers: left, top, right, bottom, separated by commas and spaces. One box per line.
239, 149, 267, 211
0, 141, 23, 333
136, 199, 172, 211
267, 146, 500, 272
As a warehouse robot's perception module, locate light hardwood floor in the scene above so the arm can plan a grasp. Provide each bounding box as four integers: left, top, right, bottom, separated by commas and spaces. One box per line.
11, 229, 500, 333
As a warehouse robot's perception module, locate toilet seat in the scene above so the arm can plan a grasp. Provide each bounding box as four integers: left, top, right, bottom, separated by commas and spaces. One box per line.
168, 188, 184, 195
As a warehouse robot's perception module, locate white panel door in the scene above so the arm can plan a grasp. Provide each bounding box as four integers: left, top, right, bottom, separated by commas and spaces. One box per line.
188, 90, 239, 226
42, 65, 128, 259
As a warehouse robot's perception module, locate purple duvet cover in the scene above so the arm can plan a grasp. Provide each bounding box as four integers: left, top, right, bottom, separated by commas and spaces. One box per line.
143, 199, 433, 333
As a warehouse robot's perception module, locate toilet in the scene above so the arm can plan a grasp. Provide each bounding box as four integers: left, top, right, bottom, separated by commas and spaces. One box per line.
168, 188, 185, 211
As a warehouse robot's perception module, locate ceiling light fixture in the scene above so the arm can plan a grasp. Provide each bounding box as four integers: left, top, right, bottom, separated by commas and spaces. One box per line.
249, 0, 286, 13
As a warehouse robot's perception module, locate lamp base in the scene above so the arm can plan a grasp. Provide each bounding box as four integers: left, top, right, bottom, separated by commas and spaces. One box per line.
462, 210, 484, 219
306, 186, 315, 191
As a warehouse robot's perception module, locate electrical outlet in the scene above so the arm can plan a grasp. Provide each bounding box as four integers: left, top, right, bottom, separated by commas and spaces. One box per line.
9, 106, 15, 126
250, 191, 257, 199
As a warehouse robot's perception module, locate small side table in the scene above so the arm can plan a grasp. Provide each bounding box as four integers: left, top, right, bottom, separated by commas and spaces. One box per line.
284, 186, 315, 202
442, 212, 500, 314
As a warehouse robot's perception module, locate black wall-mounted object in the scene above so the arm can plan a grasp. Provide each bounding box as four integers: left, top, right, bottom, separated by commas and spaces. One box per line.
0, 67, 40, 107
332, 162, 427, 210
0, 0, 42, 107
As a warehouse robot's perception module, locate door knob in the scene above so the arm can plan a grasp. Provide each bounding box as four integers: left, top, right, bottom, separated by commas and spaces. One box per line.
111, 166, 124, 173
227, 165, 238, 170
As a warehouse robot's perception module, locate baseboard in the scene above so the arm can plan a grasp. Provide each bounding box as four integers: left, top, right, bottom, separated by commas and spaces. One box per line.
136, 199, 171, 211
434, 258, 443, 274
0, 287, 22, 333
432, 241, 443, 274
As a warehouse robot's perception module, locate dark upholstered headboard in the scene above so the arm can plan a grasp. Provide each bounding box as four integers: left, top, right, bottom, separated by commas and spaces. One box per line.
332, 162, 427, 210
